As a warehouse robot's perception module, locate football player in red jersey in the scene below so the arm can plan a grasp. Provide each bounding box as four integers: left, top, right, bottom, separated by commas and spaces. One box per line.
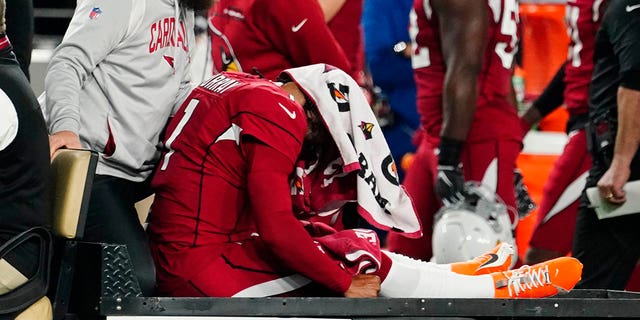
320, 0, 366, 85
386, 0, 523, 261
147, 66, 582, 299
520, 0, 608, 265
207, 0, 354, 81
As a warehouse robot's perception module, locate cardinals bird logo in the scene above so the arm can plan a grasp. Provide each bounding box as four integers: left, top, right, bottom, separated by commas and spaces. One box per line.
359, 121, 374, 140
221, 50, 240, 72
163, 55, 175, 70
291, 176, 304, 195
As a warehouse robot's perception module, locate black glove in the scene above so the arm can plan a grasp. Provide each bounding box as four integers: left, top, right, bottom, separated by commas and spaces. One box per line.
436, 137, 466, 206
436, 164, 467, 206
514, 168, 536, 218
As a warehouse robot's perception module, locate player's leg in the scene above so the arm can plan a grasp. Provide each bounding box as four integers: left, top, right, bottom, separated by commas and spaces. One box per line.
380, 250, 582, 298
526, 129, 590, 264
461, 139, 520, 264
320, 229, 578, 299
159, 239, 314, 297
461, 139, 520, 222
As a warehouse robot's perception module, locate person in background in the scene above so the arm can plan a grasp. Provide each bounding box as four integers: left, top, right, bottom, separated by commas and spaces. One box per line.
362, 0, 418, 181
0, 0, 51, 294
520, 0, 607, 265
572, 0, 640, 290
43, 0, 210, 295
319, 0, 366, 85
207, 0, 353, 81
147, 65, 581, 299
4, 0, 33, 80
385, 0, 522, 261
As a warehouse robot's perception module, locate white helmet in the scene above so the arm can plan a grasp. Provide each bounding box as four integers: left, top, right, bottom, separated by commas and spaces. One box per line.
432, 182, 516, 267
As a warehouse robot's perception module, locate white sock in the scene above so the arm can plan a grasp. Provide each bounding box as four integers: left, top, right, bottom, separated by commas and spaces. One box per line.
380, 251, 494, 298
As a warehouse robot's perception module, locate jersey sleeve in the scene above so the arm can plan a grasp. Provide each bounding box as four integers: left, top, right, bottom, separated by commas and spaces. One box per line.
246, 142, 352, 294
232, 87, 308, 164
252, 0, 353, 77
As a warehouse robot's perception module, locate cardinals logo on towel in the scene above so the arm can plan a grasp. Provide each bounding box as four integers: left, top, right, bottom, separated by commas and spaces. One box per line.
327, 83, 350, 112
359, 121, 374, 140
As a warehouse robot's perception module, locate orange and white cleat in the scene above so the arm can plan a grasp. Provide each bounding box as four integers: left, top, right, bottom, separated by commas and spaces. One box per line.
492, 256, 583, 299
450, 242, 514, 275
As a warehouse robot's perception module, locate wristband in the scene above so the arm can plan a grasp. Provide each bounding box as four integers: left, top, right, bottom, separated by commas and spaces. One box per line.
438, 136, 465, 166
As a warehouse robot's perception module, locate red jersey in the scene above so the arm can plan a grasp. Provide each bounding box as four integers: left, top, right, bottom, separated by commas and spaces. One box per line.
411, 0, 521, 142
149, 72, 307, 278
563, 0, 606, 115
208, 0, 352, 81
327, 0, 365, 84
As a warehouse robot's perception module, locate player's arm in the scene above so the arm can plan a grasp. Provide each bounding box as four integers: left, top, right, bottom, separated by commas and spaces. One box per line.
255, 0, 352, 78
44, 0, 131, 154
317, 0, 346, 22
520, 63, 566, 132
599, 87, 640, 203
597, 1, 640, 203
244, 140, 360, 295
431, 0, 488, 206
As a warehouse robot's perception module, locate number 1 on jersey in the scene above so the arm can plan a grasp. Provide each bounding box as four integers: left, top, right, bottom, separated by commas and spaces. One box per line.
160, 99, 199, 171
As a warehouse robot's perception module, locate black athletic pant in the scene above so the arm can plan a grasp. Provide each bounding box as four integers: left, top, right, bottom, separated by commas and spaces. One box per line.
572, 159, 640, 290
82, 174, 156, 295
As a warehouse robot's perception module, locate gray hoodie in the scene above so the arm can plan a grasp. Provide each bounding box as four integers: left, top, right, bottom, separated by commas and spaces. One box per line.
45, 0, 195, 182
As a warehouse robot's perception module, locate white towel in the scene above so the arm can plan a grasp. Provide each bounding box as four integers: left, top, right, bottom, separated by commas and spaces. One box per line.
282, 64, 421, 237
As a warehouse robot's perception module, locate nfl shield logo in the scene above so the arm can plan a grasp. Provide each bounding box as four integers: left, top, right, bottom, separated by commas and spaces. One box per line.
89, 7, 102, 19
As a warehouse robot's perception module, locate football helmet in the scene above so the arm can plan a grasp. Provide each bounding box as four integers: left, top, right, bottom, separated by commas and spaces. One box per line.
432, 182, 517, 267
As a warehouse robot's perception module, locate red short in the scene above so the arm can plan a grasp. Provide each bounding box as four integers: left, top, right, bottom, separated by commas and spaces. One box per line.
528, 129, 590, 254
461, 139, 521, 219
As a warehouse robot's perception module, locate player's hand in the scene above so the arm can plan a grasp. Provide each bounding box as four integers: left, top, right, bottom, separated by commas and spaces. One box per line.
436, 164, 466, 207
49, 130, 82, 158
519, 117, 532, 140
300, 220, 337, 237
343, 274, 380, 298
597, 159, 630, 204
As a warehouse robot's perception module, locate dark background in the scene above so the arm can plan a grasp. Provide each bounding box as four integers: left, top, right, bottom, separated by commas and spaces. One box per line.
33, 0, 74, 36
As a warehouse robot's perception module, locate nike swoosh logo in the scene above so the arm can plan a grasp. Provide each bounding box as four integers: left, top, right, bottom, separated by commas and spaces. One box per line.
278, 103, 296, 119
627, 4, 640, 12
291, 18, 308, 32
478, 254, 499, 268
